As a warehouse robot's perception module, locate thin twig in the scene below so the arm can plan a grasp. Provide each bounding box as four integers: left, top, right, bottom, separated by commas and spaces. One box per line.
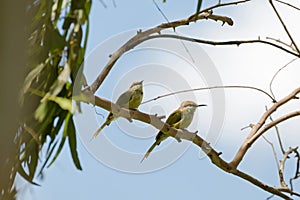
152, 0, 170, 23
230, 87, 300, 168
269, 0, 300, 54
142, 85, 276, 105
251, 110, 300, 151
265, 105, 286, 155
279, 147, 296, 188
189, 0, 251, 19
275, 0, 300, 11
269, 113, 286, 155
290, 149, 300, 191
83, 92, 293, 199
152, 0, 195, 62
262, 135, 280, 171
112, 0, 117, 8
86, 0, 250, 94
266, 36, 296, 51
278, 147, 300, 197
98, 0, 107, 8
147, 34, 300, 58
269, 58, 298, 99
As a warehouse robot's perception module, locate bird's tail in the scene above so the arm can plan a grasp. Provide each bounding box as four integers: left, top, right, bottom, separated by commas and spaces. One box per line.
140, 140, 160, 163
90, 113, 114, 141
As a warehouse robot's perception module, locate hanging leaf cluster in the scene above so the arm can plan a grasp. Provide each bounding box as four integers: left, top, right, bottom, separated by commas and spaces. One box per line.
18, 0, 91, 185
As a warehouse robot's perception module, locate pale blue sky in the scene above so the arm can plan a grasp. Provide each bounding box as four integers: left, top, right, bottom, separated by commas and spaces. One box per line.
17, 0, 300, 199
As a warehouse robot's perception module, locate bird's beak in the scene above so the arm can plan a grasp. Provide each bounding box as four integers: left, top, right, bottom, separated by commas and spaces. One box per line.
139, 80, 144, 84
197, 104, 207, 107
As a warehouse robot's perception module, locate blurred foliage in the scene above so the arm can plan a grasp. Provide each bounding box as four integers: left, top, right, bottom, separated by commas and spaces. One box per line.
11, 0, 91, 195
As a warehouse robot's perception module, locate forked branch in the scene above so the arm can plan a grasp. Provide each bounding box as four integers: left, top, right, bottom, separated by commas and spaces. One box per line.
82, 91, 293, 199
230, 87, 300, 168
84, 0, 251, 94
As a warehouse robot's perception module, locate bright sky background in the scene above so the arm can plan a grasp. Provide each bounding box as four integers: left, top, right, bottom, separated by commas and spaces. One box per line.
17, 0, 300, 199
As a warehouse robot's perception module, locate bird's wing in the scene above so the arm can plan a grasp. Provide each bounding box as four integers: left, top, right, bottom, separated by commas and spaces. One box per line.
115, 90, 132, 108
140, 110, 182, 163
166, 109, 182, 128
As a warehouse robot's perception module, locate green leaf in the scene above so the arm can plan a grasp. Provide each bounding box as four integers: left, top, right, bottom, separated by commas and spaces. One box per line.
47, 112, 70, 167
39, 140, 58, 176
67, 116, 82, 170
28, 145, 39, 180
49, 112, 67, 141
34, 101, 49, 122
22, 59, 49, 95
47, 95, 77, 113
41, 62, 71, 102
52, 0, 63, 26
44, 21, 66, 51
18, 163, 40, 186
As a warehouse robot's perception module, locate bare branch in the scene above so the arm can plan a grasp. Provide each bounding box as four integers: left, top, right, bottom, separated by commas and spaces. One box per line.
98, 0, 107, 8
142, 85, 276, 105
266, 36, 296, 51
152, 0, 170, 23
253, 110, 300, 143
148, 34, 300, 57
275, 0, 300, 11
230, 87, 300, 168
85, 1, 250, 94
81, 91, 293, 199
290, 150, 300, 191
152, 0, 196, 62
188, 11, 234, 25
262, 135, 280, 171
269, 113, 286, 155
276, 187, 300, 197
189, 0, 251, 18
269, 0, 300, 54
279, 147, 298, 188
265, 105, 286, 155
269, 58, 298, 99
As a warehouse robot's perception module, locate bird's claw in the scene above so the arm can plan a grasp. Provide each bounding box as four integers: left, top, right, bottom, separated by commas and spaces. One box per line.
175, 137, 182, 143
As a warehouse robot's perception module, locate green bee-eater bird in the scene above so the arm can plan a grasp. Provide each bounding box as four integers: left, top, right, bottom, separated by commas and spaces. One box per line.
92, 80, 144, 139
141, 101, 206, 162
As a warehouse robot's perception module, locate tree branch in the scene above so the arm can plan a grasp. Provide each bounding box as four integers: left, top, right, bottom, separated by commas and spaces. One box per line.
81, 91, 293, 199
262, 135, 280, 172
147, 34, 300, 57
269, 58, 298, 99
269, 113, 286, 155
142, 85, 276, 105
230, 87, 300, 168
190, 0, 251, 17
269, 0, 300, 54
275, 0, 300, 11
266, 36, 296, 52
279, 147, 297, 188
85, 0, 250, 94
252, 110, 300, 143
290, 150, 300, 191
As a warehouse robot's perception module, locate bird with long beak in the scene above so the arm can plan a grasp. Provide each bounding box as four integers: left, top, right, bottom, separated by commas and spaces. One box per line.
91, 80, 144, 139
141, 101, 206, 162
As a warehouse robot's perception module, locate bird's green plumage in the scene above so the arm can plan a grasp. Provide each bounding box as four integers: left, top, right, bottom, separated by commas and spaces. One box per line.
141, 101, 205, 162
91, 81, 143, 139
